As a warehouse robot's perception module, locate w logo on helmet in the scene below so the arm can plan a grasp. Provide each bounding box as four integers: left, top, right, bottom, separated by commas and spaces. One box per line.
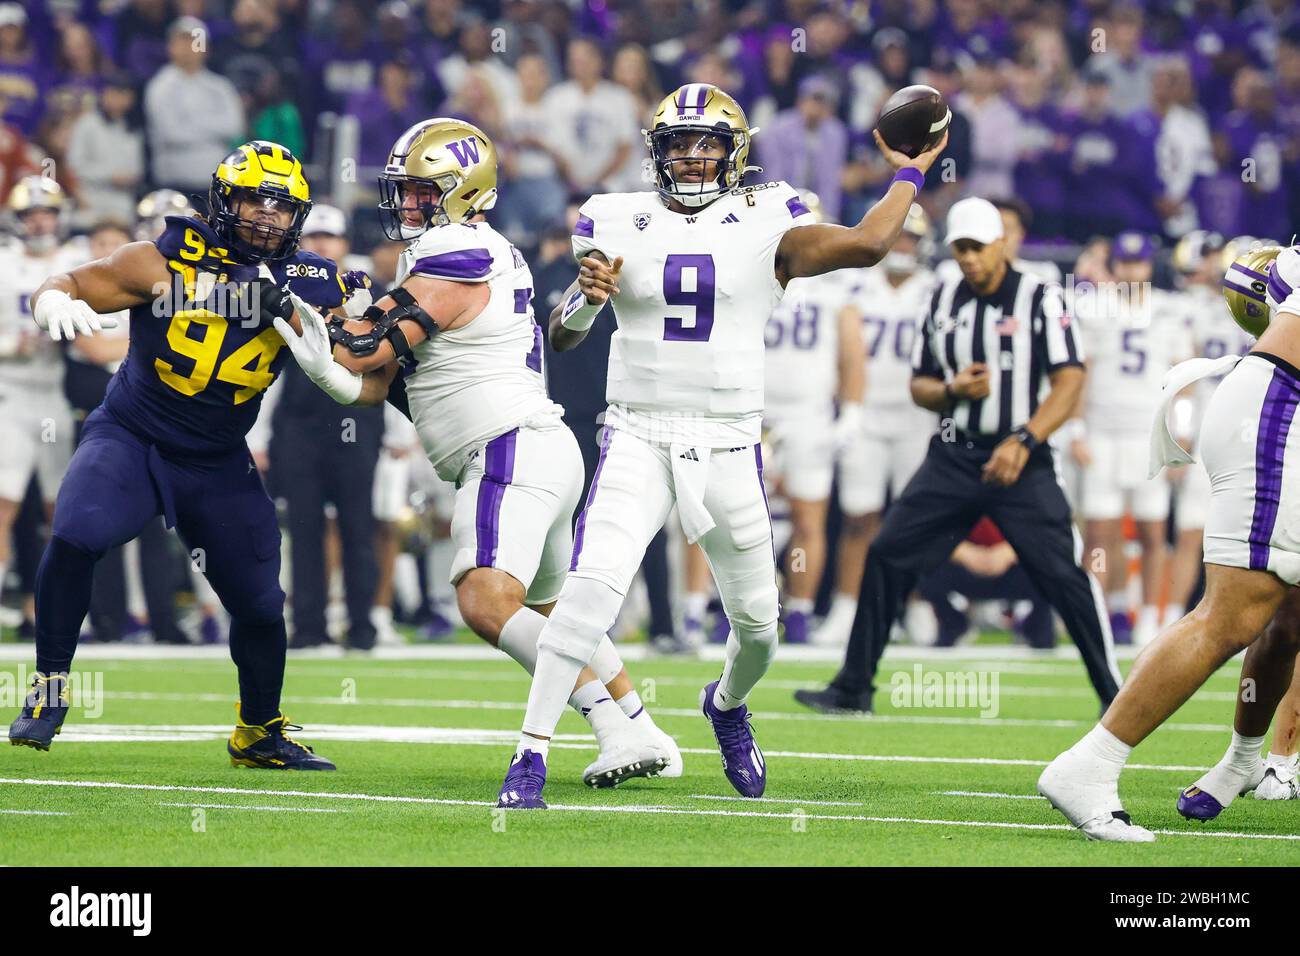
446, 138, 481, 169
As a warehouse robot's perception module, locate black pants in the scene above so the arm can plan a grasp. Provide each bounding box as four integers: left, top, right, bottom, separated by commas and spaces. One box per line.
831, 435, 1120, 705
917, 561, 1054, 649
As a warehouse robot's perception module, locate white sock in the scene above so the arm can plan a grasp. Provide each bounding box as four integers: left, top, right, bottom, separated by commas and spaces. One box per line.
715, 621, 777, 710
499, 606, 624, 715
786, 597, 813, 616
1161, 603, 1184, 628
1075, 723, 1132, 783
616, 689, 643, 719
1266, 751, 1299, 770
685, 591, 708, 622
1193, 731, 1265, 805
1224, 730, 1266, 770
516, 734, 549, 761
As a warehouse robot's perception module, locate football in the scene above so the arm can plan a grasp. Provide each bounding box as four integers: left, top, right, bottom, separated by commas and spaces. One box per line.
875, 84, 951, 158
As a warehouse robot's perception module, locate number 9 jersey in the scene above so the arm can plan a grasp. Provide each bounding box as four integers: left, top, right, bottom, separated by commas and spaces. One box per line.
572, 180, 816, 447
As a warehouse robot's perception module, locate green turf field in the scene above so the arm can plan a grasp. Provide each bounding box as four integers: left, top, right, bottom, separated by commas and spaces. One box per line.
0, 640, 1294, 866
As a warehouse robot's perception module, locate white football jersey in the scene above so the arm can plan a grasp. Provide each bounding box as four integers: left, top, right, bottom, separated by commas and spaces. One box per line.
1079, 286, 1194, 432
0, 242, 87, 390
846, 266, 935, 412
1187, 283, 1253, 400
398, 221, 561, 482
572, 181, 816, 446
763, 270, 851, 415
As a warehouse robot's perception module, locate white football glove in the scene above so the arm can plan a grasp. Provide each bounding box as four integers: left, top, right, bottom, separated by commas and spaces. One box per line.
272, 292, 362, 404
832, 401, 865, 452
33, 289, 119, 342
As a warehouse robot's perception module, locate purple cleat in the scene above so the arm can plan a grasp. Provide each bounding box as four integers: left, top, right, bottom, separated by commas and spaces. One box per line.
497, 750, 548, 809
783, 610, 809, 644
1176, 785, 1225, 821
700, 679, 766, 797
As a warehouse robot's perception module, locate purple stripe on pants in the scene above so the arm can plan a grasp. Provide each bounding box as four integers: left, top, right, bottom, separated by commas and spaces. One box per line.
754, 443, 776, 562
1248, 369, 1300, 570
570, 427, 612, 571
475, 430, 518, 568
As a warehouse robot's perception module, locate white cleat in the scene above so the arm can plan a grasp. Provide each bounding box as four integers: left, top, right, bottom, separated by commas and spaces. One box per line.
649, 725, 683, 778
582, 740, 669, 789
1038, 750, 1156, 843
1254, 760, 1299, 801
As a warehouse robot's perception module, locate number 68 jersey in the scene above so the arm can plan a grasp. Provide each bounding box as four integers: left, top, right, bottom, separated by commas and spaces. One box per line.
572, 180, 816, 447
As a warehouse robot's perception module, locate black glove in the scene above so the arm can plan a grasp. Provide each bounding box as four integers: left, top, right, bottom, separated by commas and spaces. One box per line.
254, 280, 295, 323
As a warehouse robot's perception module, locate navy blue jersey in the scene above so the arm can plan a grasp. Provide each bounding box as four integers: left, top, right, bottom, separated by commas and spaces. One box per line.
102, 216, 346, 457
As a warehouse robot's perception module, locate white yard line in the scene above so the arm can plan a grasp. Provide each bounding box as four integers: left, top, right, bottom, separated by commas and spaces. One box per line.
687, 794, 869, 807
0, 808, 71, 815
157, 802, 347, 814
936, 790, 1045, 800
0, 776, 1291, 842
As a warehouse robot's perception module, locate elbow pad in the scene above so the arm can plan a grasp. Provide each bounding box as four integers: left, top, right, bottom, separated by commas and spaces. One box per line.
331, 287, 439, 367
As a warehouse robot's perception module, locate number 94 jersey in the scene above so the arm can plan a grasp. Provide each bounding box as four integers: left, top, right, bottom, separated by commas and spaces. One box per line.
572, 181, 816, 445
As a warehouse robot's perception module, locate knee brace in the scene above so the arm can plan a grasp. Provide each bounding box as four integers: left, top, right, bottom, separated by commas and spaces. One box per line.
536, 576, 622, 664
725, 582, 780, 639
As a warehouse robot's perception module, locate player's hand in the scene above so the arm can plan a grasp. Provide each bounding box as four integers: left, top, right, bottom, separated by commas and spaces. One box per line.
873, 128, 948, 175
951, 363, 991, 400
578, 255, 623, 306
832, 402, 865, 452
33, 289, 119, 341
341, 270, 374, 318
273, 293, 336, 379
982, 436, 1029, 487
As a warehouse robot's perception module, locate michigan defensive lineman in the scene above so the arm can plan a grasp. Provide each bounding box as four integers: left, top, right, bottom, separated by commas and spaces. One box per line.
821, 204, 935, 646
1039, 241, 1300, 840
0, 178, 85, 622
284, 118, 680, 786
1075, 231, 1193, 646
494, 84, 946, 807
8, 142, 343, 768
762, 192, 865, 645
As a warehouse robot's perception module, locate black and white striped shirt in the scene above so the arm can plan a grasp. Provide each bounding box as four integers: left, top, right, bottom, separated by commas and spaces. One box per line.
912, 266, 1083, 437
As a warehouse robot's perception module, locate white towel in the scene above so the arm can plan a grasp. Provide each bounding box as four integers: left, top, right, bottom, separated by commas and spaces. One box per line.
670, 443, 716, 544
1147, 354, 1243, 478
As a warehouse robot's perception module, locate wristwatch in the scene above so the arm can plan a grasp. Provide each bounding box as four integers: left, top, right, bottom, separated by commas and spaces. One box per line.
1012, 426, 1040, 453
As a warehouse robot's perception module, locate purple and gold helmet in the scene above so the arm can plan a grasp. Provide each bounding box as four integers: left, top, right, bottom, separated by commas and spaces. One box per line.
645, 84, 758, 208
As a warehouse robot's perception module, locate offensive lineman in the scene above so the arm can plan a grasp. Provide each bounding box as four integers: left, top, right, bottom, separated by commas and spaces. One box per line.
280, 118, 681, 787
761, 191, 865, 645
495, 83, 946, 807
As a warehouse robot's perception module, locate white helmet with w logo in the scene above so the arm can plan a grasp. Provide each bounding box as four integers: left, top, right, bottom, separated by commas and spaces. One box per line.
378, 118, 499, 239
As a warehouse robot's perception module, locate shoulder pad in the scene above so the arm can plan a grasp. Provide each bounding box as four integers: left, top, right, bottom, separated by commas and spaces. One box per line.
155, 216, 238, 273
272, 251, 346, 309
407, 224, 496, 282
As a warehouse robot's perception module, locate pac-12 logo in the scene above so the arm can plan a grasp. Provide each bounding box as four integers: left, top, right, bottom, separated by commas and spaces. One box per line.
446, 138, 481, 168
633, 213, 651, 231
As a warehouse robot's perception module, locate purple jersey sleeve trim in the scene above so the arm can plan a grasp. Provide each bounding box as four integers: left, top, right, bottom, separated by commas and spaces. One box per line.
411, 248, 493, 280
786, 196, 811, 218
574, 214, 595, 238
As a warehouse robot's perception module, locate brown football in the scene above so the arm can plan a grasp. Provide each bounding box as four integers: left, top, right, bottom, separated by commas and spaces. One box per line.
875, 85, 951, 158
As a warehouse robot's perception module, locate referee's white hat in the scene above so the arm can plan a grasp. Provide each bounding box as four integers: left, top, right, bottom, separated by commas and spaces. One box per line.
944, 197, 1004, 245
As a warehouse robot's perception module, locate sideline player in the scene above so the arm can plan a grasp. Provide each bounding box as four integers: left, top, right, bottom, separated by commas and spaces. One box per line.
495, 83, 945, 807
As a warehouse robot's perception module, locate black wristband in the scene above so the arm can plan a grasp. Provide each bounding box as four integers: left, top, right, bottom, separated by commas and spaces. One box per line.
1012, 426, 1040, 452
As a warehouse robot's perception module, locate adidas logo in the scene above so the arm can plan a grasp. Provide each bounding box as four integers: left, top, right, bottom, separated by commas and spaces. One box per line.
677, 448, 700, 461
721, 213, 740, 224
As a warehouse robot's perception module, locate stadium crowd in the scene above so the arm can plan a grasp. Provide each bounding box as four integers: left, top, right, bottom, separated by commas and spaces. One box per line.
0, 0, 1297, 651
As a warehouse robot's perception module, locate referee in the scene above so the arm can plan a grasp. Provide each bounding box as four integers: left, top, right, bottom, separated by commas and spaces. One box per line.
796, 197, 1121, 713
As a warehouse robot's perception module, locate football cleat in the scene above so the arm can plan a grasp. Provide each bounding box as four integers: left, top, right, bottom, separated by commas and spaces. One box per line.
1037, 750, 1156, 842
793, 685, 872, 715
227, 707, 336, 770
700, 679, 766, 798
1254, 762, 1299, 801
650, 722, 684, 778
8, 673, 70, 751
498, 749, 548, 808
782, 609, 809, 644
583, 743, 668, 789
1176, 758, 1264, 821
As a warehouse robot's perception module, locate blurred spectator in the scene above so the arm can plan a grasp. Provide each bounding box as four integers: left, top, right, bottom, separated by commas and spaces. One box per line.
757, 75, 848, 221
608, 44, 659, 187
347, 54, 428, 168
247, 68, 305, 159
1147, 56, 1214, 238
115, 0, 173, 87
1220, 67, 1290, 243
1085, 4, 1153, 117
0, 115, 38, 206
1182, 0, 1250, 123
213, 0, 299, 103
496, 53, 568, 247
1009, 61, 1069, 239
144, 17, 245, 192
1190, 131, 1247, 239
0, 3, 46, 135
67, 73, 145, 229
543, 37, 641, 194
1064, 70, 1158, 240
955, 53, 1018, 200
51, 22, 110, 118
304, 0, 385, 120
436, 16, 520, 111
746, 27, 802, 133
